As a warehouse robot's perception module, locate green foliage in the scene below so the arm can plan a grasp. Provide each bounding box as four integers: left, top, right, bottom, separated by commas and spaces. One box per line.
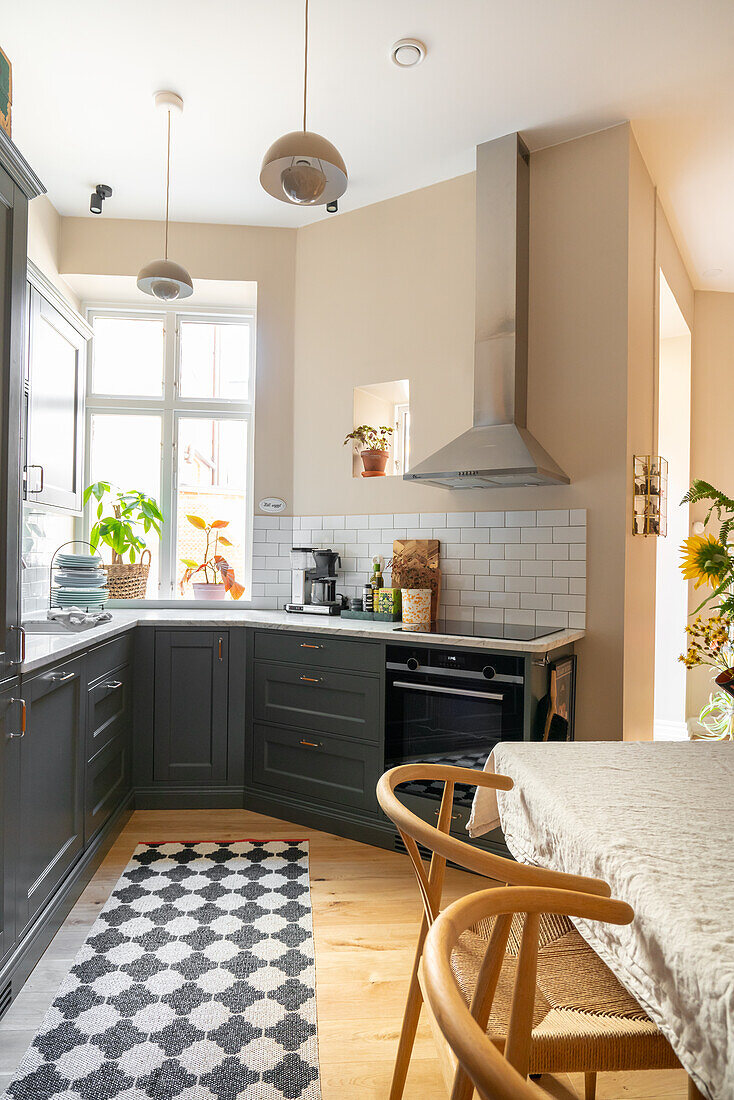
682, 479, 734, 547
84, 482, 164, 564
343, 424, 394, 452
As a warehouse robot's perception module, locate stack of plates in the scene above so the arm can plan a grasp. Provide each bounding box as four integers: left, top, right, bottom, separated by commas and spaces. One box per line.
52, 551, 108, 610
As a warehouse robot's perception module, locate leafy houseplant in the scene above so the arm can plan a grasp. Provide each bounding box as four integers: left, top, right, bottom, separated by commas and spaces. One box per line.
84, 482, 164, 600
678, 479, 734, 739
343, 424, 394, 477
180, 515, 244, 601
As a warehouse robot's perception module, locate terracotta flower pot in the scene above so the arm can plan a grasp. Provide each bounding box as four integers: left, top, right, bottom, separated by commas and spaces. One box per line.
192, 582, 226, 601
360, 449, 389, 476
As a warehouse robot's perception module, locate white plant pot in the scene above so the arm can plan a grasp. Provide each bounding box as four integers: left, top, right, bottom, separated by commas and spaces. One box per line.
192, 582, 226, 601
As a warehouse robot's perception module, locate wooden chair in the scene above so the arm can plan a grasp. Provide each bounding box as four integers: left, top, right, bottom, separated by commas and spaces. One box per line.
376, 764, 680, 1100
420, 885, 636, 1099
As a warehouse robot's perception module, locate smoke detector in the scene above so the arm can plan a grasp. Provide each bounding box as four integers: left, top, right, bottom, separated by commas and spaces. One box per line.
390, 38, 426, 67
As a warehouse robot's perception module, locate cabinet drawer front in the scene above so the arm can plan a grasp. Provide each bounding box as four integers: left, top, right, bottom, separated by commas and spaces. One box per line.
254, 661, 380, 742
252, 723, 379, 813
87, 633, 134, 686
88, 666, 131, 757
86, 734, 129, 843
254, 630, 381, 674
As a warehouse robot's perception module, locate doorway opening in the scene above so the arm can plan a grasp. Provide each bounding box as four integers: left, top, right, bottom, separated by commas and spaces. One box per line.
653, 273, 691, 740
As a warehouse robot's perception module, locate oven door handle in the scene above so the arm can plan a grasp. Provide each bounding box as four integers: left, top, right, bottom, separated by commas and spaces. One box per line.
392, 680, 505, 702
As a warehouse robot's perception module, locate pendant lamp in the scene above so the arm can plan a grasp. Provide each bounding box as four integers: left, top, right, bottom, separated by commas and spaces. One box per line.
137, 91, 193, 300
260, 0, 347, 206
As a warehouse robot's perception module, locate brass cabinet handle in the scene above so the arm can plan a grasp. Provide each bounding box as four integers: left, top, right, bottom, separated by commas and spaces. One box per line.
300, 643, 324, 650
104, 680, 123, 690
434, 809, 461, 821
299, 739, 322, 748
49, 670, 75, 684
7, 697, 26, 738
299, 675, 322, 683
218, 637, 223, 661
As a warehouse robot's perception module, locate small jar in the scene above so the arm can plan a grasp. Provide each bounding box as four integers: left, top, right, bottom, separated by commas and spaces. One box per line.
350, 597, 364, 611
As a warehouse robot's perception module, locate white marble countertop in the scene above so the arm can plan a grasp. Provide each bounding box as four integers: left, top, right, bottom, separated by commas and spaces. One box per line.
20, 608, 584, 674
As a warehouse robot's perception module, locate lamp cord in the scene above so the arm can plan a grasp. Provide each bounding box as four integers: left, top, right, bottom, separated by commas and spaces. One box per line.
164, 108, 171, 260
303, 0, 309, 131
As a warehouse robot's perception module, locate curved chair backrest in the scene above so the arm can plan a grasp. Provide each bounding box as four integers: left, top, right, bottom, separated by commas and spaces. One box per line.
422, 885, 634, 1100
376, 764, 611, 927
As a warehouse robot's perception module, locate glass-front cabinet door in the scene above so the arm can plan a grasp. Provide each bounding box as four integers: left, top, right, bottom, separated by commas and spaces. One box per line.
25, 285, 88, 513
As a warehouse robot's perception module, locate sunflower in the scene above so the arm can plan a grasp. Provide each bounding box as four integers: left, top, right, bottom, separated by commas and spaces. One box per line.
680, 534, 731, 590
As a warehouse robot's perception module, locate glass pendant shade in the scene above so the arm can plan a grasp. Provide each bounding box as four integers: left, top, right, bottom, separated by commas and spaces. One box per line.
260, 130, 347, 206
137, 258, 194, 301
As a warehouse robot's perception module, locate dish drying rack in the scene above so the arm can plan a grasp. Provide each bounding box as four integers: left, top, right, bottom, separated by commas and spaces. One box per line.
49, 540, 109, 613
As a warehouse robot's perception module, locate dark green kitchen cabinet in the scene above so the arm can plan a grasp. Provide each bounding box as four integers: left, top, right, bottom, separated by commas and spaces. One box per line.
0, 681, 22, 968
153, 630, 229, 783
17, 657, 85, 935
85, 647, 133, 844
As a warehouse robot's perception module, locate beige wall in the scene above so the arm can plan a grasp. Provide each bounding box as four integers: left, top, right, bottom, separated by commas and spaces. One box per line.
59, 217, 297, 506
688, 290, 734, 718
27, 195, 81, 311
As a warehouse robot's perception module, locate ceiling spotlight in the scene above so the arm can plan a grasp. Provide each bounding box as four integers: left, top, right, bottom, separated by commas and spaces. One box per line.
137, 91, 193, 301
390, 38, 426, 67
260, 0, 347, 207
90, 183, 112, 214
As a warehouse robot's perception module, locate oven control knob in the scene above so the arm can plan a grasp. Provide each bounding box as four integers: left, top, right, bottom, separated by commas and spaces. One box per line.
482, 665, 496, 680
406, 657, 420, 671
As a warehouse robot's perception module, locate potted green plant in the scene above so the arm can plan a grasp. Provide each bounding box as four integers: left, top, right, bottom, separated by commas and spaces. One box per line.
84, 482, 164, 599
179, 515, 245, 600
343, 424, 394, 477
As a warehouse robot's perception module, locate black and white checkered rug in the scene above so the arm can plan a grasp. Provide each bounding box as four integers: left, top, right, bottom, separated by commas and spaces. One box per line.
4, 841, 321, 1100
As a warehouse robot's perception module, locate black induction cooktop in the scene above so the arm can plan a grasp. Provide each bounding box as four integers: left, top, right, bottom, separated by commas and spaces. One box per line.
393, 619, 563, 641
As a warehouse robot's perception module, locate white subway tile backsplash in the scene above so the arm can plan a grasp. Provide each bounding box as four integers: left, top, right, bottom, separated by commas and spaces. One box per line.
553, 526, 587, 543
490, 591, 520, 609
236, 507, 587, 634
537, 509, 569, 526
475, 511, 505, 527
521, 527, 552, 543
505, 577, 536, 593
506, 510, 536, 527
460, 527, 490, 543
536, 543, 569, 560
568, 612, 586, 628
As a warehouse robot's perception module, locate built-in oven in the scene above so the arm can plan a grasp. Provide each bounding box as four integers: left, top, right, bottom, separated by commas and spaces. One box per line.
385, 644, 525, 810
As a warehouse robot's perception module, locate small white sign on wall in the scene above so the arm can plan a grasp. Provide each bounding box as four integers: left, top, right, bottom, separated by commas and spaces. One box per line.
258, 497, 287, 514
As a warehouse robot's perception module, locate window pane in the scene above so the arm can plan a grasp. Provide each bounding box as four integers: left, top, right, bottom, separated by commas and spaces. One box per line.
89, 413, 162, 593
176, 417, 248, 598
179, 320, 250, 400
92, 316, 164, 396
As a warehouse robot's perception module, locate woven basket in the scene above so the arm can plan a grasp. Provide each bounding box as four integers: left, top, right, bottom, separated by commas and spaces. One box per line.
103, 549, 151, 600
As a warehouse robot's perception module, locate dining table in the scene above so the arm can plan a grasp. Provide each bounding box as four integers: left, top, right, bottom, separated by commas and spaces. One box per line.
466, 740, 733, 1100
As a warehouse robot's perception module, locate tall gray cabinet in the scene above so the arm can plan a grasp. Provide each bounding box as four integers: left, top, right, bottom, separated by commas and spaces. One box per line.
0, 129, 44, 995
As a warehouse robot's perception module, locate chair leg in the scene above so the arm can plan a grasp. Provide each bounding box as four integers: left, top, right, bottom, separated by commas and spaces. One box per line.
688, 1079, 705, 1100
584, 1072, 597, 1100
390, 920, 429, 1100
389, 967, 424, 1100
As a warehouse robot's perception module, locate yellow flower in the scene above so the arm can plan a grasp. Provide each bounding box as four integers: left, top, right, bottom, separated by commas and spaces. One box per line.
680, 535, 730, 590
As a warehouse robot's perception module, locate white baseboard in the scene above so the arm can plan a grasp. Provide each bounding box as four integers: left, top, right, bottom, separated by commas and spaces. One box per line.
653, 718, 689, 741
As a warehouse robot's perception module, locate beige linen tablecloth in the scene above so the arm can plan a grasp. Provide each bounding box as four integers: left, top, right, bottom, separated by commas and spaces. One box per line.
466, 741, 734, 1100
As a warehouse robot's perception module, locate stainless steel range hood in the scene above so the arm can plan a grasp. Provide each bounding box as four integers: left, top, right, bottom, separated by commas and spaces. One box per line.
405, 133, 568, 489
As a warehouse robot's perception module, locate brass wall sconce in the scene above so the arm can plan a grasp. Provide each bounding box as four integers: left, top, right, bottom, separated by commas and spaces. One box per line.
632, 455, 668, 536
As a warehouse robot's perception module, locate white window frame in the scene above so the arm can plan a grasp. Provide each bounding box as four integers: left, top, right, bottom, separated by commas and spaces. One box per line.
84, 302, 256, 603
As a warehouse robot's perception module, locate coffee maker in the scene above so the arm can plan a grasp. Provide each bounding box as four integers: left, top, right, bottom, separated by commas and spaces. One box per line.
286, 548, 345, 615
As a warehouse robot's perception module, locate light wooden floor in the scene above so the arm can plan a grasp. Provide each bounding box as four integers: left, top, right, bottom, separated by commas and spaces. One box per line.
0, 808, 688, 1099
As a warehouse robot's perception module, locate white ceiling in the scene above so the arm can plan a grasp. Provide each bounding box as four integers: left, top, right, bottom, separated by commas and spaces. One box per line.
4, 0, 734, 289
